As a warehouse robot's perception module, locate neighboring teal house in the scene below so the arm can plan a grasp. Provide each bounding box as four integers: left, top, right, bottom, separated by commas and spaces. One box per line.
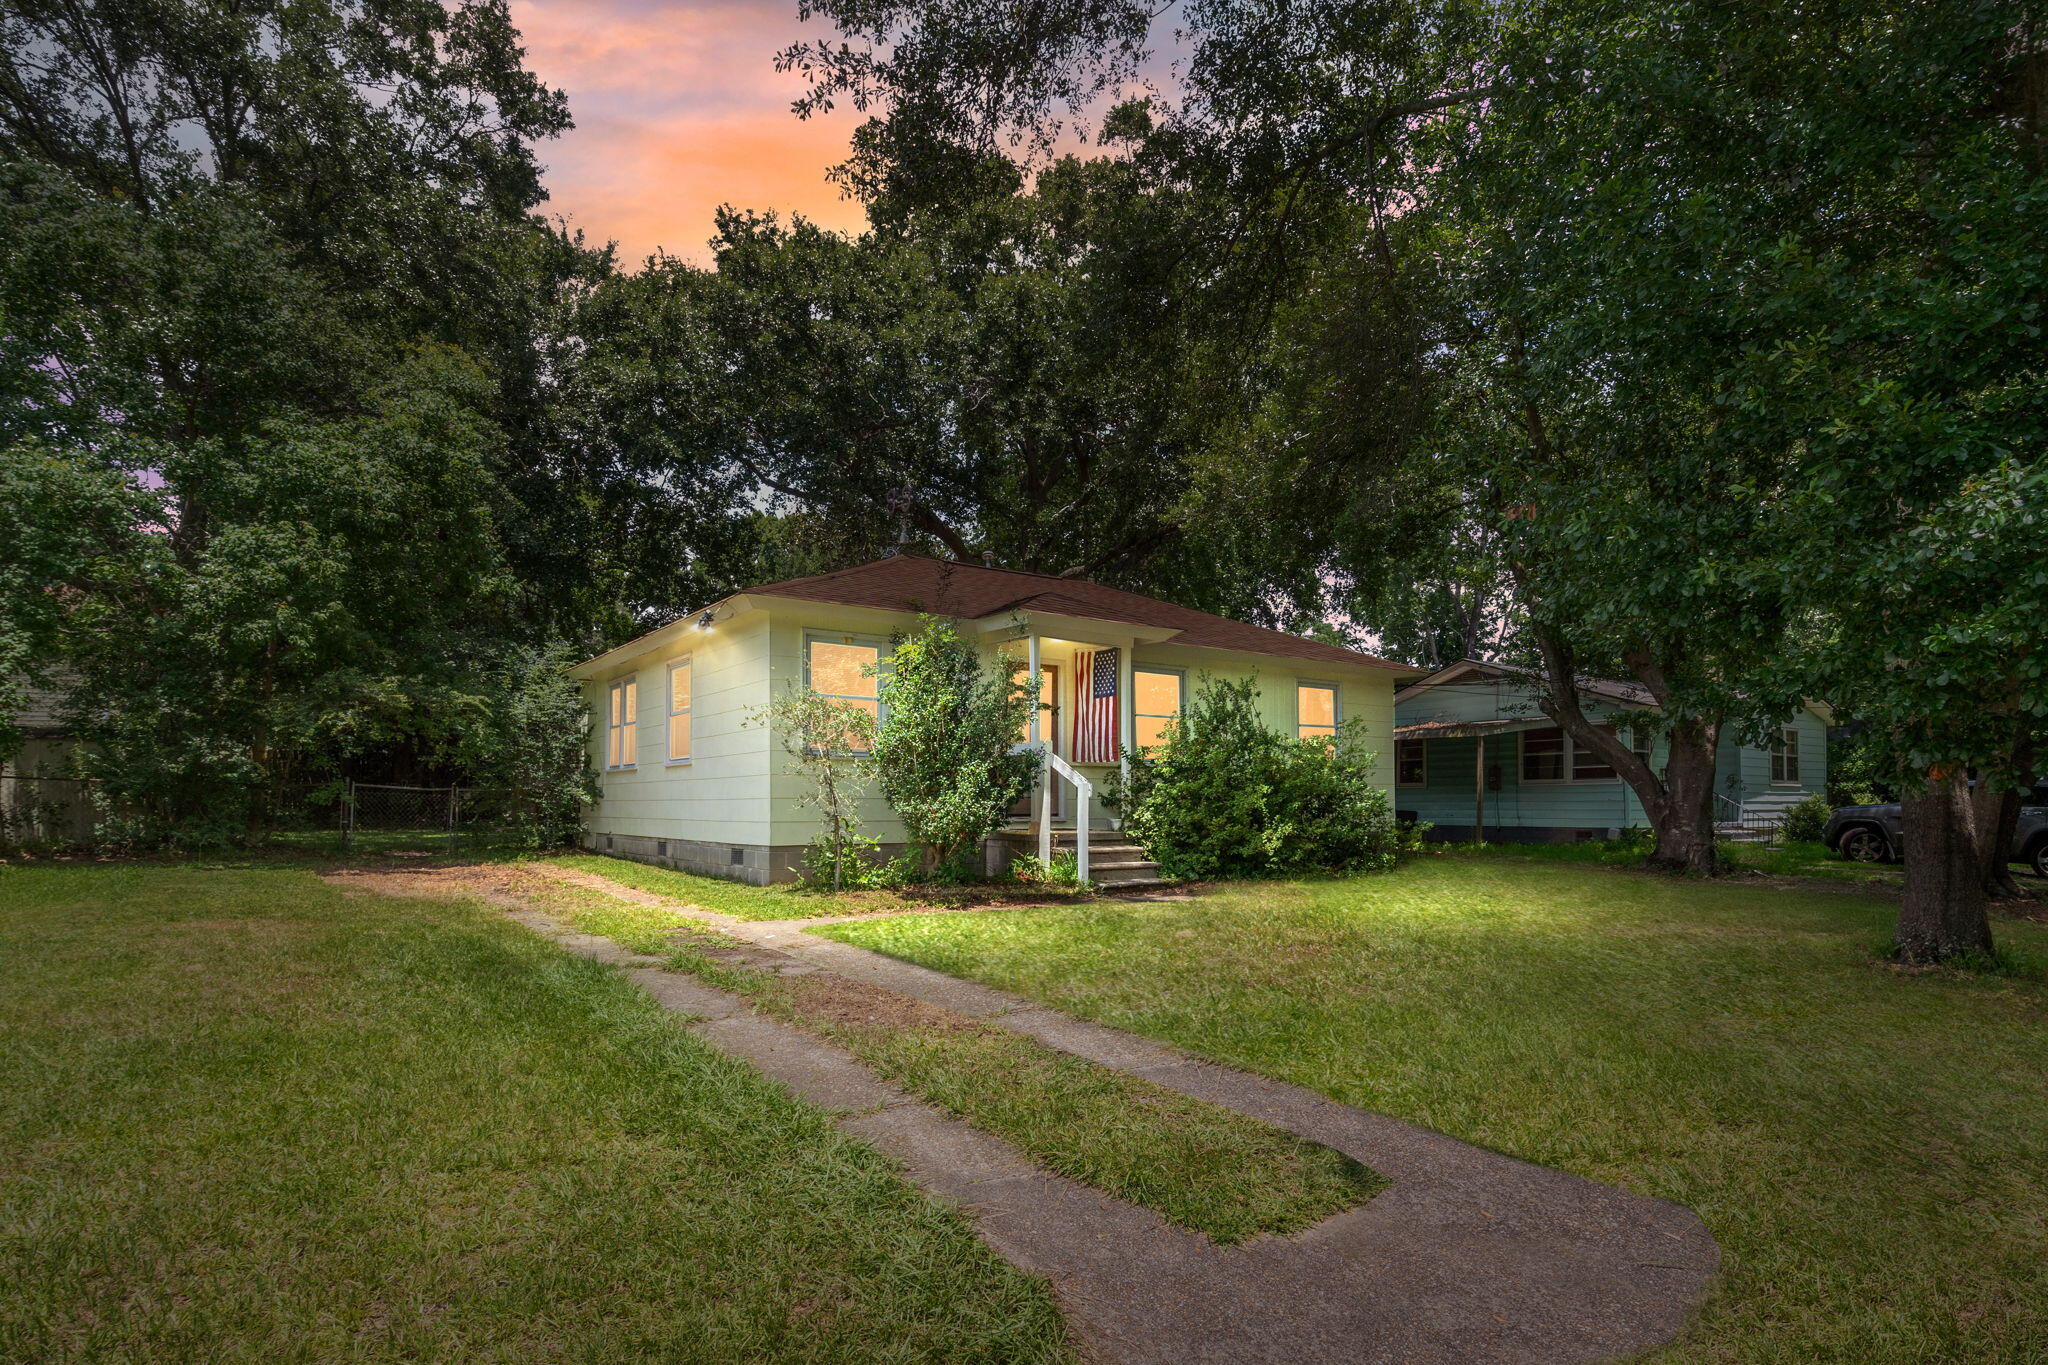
1392, 660, 1829, 842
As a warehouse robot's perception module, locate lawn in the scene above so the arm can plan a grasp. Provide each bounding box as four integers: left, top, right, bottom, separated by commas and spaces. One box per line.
541, 851, 1091, 920
514, 869, 1385, 1243
0, 862, 1070, 1363
820, 854, 2048, 1362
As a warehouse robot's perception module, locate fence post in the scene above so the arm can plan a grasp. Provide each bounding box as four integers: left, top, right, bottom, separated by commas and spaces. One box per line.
343, 778, 354, 851
450, 785, 461, 847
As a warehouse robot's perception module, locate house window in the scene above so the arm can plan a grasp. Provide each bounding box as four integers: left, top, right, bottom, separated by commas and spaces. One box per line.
1396, 739, 1426, 787
1297, 682, 1338, 742
666, 658, 692, 763
807, 636, 883, 750
1770, 726, 1801, 784
1573, 724, 1623, 781
1522, 726, 1567, 782
605, 678, 637, 770
1133, 668, 1183, 750
1628, 724, 1655, 768
1524, 723, 1635, 783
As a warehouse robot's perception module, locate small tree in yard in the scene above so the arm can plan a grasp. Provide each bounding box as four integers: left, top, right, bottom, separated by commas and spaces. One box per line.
871, 617, 1038, 877
760, 684, 878, 891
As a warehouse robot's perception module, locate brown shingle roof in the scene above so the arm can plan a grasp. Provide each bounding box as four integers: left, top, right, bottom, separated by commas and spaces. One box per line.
744, 555, 1412, 671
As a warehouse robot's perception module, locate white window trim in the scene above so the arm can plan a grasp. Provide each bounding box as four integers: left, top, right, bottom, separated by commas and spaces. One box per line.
804, 631, 890, 753
1132, 665, 1185, 749
605, 677, 637, 771
1770, 725, 1802, 785
1295, 680, 1340, 740
1395, 738, 1427, 787
666, 657, 693, 766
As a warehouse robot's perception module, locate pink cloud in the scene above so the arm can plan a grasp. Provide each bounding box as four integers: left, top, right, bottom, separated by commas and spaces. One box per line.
512, 0, 870, 263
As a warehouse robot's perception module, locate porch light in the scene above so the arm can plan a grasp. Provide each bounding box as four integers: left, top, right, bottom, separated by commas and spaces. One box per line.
696, 610, 716, 631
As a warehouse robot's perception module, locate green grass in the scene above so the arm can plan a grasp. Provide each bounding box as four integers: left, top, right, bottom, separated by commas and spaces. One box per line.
819, 855, 2048, 1362
1722, 838, 1909, 886
0, 862, 1071, 1363
542, 852, 862, 919
517, 870, 1384, 1244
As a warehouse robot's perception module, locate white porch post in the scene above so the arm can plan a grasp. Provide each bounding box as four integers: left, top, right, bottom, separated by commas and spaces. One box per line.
1117, 644, 1134, 778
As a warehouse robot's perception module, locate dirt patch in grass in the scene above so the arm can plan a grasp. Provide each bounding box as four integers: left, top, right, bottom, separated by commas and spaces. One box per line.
783, 973, 986, 1036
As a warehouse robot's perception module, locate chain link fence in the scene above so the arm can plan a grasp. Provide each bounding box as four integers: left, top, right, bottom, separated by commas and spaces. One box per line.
339, 781, 523, 854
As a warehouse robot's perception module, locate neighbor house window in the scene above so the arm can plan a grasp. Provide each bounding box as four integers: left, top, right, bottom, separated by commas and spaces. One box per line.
606, 678, 637, 770
1770, 726, 1801, 783
808, 636, 882, 750
1628, 724, 1655, 768
1521, 726, 1567, 782
1524, 724, 1634, 783
666, 658, 692, 763
1396, 739, 1426, 787
1133, 668, 1183, 750
1573, 724, 1624, 781
1297, 682, 1338, 743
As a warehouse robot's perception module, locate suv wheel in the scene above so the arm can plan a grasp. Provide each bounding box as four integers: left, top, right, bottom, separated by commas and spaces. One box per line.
2032, 837, 2048, 880
1838, 825, 1891, 864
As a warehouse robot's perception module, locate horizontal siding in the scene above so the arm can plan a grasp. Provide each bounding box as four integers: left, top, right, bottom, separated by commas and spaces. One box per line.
584, 614, 774, 844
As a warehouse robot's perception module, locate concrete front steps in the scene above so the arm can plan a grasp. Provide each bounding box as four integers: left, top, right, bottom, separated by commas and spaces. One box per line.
996, 827, 1168, 893
1715, 789, 1812, 843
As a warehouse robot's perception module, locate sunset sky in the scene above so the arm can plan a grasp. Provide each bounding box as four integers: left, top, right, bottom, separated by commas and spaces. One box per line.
509, 0, 873, 265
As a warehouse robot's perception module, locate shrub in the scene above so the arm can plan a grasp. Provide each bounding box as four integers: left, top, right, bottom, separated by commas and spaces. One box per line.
1781, 792, 1833, 843
871, 617, 1038, 875
1115, 676, 1402, 879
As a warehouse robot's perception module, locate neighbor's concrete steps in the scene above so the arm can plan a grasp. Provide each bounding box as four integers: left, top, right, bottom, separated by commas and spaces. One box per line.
1716, 790, 1812, 843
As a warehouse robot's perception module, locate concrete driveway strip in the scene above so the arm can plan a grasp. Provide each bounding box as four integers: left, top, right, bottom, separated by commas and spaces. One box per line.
495, 868, 1719, 1363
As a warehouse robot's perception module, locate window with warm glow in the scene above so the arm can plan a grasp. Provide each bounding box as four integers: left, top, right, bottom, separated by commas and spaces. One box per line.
666, 658, 692, 762
1296, 682, 1337, 742
808, 637, 883, 749
606, 677, 637, 770
1133, 669, 1182, 750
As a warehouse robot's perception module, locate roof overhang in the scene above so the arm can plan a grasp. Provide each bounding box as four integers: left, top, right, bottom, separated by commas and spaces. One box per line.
1394, 717, 1554, 741
972, 610, 1183, 648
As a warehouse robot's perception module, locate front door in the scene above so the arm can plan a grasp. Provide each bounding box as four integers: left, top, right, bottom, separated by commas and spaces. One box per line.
1009, 663, 1062, 820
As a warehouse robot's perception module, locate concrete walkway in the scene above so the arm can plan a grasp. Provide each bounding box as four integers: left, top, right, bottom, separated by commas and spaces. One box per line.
354, 863, 1720, 1362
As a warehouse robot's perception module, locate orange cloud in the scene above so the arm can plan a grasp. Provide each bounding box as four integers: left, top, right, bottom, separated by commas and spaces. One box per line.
512, 0, 870, 264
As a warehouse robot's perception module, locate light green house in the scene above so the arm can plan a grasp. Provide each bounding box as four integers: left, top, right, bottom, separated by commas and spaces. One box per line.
1391, 659, 1831, 842
570, 554, 1421, 883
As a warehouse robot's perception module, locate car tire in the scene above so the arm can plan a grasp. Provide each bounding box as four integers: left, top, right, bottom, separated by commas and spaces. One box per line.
2031, 837, 2048, 880
1837, 825, 1892, 864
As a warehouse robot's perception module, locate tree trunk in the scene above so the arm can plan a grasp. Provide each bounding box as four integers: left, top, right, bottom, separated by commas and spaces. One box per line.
1641, 718, 1722, 875
1983, 786, 2026, 900
1526, 623, 1724, 875
1896, 771, 1997, 964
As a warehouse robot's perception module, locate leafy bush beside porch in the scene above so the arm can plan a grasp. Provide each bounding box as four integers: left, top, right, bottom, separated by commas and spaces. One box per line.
1114, 677, 1403, 879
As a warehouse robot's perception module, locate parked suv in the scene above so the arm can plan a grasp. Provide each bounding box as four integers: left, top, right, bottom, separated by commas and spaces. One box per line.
1823, 786, 2048, 876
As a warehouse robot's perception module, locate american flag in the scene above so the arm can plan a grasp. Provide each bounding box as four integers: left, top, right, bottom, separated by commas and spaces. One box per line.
1071, 648, 1120, 763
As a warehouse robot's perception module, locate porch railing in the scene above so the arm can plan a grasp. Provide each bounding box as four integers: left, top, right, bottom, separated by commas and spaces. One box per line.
1039, 748, 1093, 883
